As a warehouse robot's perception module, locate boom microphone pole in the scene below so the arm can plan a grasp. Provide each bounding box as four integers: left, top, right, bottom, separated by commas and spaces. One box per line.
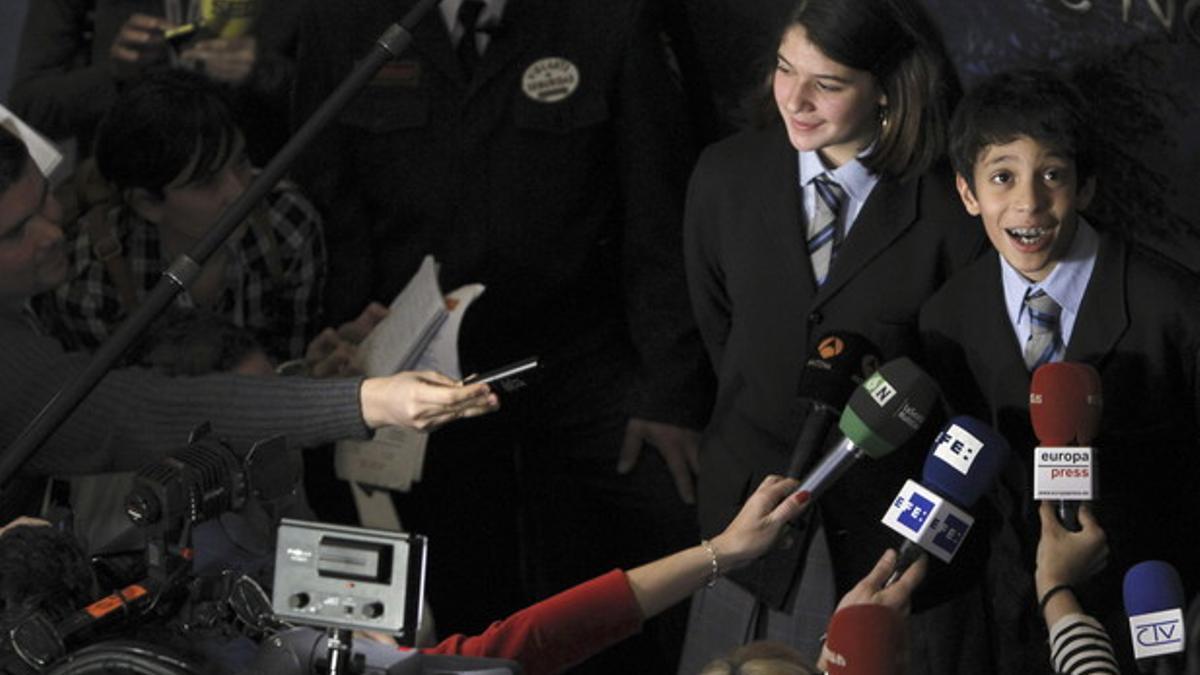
0, 0, 441, 489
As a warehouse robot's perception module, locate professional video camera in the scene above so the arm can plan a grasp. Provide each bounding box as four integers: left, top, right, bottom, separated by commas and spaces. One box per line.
0, 425, 297, 673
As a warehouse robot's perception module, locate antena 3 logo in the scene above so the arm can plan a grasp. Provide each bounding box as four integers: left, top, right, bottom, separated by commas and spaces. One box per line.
1129, 609, 1185, 659
818, 336, 845, 359
864, 372, 897, 407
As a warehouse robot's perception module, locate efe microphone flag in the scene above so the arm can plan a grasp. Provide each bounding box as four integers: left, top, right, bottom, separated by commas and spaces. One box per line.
881, 415, 1010, 564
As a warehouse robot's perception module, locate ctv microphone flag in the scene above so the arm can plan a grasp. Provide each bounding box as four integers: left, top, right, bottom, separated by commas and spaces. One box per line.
794, 357, 938, 502
1124, 560, 1186, 662
882, 416, 1010, 564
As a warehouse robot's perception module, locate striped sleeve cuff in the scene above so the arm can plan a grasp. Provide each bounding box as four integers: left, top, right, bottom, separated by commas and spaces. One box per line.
1048, 613, 1120, 675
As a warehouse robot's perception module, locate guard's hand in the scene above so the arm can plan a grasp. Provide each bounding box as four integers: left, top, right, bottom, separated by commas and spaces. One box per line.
110, 14, 173, 81
617, 418, 701, 504
361, 370, 499, 432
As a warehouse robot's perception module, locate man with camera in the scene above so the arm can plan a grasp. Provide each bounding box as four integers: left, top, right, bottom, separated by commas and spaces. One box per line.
0, 124, 498, 517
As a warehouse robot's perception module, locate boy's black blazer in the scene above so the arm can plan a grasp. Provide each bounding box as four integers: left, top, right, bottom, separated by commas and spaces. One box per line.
919, 232, 1200, 673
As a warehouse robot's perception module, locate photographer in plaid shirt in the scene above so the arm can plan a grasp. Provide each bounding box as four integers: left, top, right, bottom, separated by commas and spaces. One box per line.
38, 69, 343, 367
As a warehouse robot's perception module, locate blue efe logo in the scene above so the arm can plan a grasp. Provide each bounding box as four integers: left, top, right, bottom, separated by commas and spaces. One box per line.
897, 492, 933, 533
931, 513, 970, 556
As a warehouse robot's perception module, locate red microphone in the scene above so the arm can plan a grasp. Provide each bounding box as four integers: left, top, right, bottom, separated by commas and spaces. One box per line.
1030, 363, 1084, 444
824, 604, 905, 675
1030, 362, 1101, 531
1070, 362, 1102, 444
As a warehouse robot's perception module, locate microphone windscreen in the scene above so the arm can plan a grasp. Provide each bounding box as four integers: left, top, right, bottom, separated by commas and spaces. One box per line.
797, 332, 882, 407
825, 604, 905, 675
1124, 560, 1185, 616
920, 415, 1011, 508
1068, 362, 1103, 444
1030, 363, 1089, 445
839, 357, 938, 459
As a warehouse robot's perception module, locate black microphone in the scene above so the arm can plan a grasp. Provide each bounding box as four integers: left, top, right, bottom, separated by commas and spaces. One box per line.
729, 355, 931, 611
785, 333, 882, 479
793, 357, 939, 503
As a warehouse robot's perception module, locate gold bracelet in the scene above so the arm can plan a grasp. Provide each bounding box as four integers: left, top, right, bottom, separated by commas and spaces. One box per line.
700, 539, 720, 588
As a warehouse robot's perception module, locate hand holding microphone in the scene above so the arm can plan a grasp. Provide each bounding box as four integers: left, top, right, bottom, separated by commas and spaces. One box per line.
836, 548, 928, 617
726, 354, 933, 607
1035, 501, 1108, 621
710, 475, 813, 573
818, 553, 924, 675
725, 333, 882, 605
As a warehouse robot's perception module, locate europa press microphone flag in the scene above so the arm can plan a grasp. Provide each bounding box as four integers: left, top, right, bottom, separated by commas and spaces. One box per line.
1125, 561, 1187, 672
1031, 362, 1102, 532
793, 357, 938, 503
882, 415, 1010, 575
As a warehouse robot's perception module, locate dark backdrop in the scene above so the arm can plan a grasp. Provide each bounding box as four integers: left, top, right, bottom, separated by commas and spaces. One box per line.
0, 0, 31, 105
675, 0, 1200, 269
3, 1, 1196, 266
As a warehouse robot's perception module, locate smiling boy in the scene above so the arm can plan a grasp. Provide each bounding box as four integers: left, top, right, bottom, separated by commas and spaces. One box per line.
960, 133, 1094, 286
918, 69, 1200, 673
